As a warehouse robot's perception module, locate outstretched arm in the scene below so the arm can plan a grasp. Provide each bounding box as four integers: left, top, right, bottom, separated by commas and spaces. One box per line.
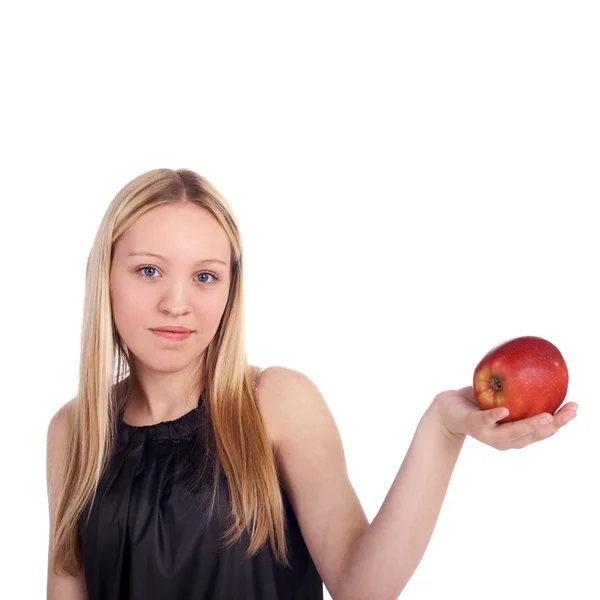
338, 404, 465, 600
260, 368, 577, 600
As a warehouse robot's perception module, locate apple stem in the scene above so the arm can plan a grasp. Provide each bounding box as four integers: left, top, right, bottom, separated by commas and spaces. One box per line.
490, 377, 502, 391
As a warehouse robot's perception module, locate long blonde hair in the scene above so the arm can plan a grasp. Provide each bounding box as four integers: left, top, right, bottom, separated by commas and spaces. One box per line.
51, 168, 290, 575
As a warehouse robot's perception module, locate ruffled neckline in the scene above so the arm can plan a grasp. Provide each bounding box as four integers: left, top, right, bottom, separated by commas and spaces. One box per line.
117, 401, 204, 443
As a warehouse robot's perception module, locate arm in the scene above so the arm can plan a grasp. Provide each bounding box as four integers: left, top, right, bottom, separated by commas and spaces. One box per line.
337, 404, 465, 600
46, 403, 88, 600
339, 387, 577, 600
259, 368, 575, 600
260, 367, 460, 600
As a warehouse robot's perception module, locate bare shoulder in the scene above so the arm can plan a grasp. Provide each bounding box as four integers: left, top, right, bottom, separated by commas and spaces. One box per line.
47, 399, 76, 495
46, 400, 88, 598
253, 365, 314, 396
47, 400, 75, 452
250, 365, 368, 599
251, 365, 333, 453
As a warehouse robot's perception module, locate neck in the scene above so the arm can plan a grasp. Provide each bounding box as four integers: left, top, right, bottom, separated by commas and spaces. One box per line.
122, 359, 204, 424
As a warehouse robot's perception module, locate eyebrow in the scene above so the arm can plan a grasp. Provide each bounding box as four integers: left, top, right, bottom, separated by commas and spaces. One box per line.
127, 251, 229, 267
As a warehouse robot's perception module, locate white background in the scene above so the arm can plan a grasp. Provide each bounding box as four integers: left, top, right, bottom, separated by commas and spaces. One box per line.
1, 1, 598, 598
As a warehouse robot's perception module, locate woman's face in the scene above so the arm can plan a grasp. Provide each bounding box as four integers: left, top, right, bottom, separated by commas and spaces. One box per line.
110, 202, 232, 375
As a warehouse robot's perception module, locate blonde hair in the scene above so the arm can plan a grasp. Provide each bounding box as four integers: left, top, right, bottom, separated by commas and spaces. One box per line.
51, 168, 289, 575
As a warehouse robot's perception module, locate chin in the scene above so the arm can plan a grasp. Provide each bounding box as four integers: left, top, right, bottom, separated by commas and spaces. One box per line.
128, 349, 196, 374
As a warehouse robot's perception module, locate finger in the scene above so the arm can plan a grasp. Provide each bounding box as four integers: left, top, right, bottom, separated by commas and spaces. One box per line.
481, 404, 578, 450
479, 406, 510, 427
504, 409, 578, 448
551, 407, 578, 427
467, 407, 509, 432
493, 416, 541, 442
497, 405, 574, 440
490, 422, 550, 450
505, 420, 562, 449
560, 401, 579, 412
508, 429, 544, 449
552, 403, 579, 426
537, 405, 578, 428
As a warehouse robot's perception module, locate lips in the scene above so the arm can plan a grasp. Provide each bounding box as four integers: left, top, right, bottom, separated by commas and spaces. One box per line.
151, 329, 192, 342
151, 326, 192, 333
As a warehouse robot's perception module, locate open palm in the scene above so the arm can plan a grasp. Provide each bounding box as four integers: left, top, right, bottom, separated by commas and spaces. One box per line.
432, 386, 578, 450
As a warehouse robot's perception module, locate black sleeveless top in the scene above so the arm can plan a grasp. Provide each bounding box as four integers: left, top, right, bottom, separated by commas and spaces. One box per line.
77, 395, 323, 599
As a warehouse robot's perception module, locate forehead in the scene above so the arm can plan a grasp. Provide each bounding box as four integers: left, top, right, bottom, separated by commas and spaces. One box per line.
115, 203, 231, 262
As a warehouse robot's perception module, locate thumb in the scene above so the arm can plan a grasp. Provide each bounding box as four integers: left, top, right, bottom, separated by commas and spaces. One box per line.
478, 406, 510, 427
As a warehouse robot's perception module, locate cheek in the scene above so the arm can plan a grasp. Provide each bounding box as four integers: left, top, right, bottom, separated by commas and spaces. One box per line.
185, 293, 230, 344
192, 291, 227, 314
111, 284, 152, 336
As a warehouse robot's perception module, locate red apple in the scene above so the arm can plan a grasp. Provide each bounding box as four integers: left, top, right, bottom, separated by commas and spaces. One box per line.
473, 336, 569, 423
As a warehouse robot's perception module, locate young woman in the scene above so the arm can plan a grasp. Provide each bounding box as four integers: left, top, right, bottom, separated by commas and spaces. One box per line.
46, 168, 578, 600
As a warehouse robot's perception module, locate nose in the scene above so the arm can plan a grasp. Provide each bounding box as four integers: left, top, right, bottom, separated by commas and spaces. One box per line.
158, 281, 192, 317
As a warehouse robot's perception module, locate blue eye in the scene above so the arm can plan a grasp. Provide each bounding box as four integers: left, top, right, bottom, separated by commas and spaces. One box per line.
136, 266, 219, 286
